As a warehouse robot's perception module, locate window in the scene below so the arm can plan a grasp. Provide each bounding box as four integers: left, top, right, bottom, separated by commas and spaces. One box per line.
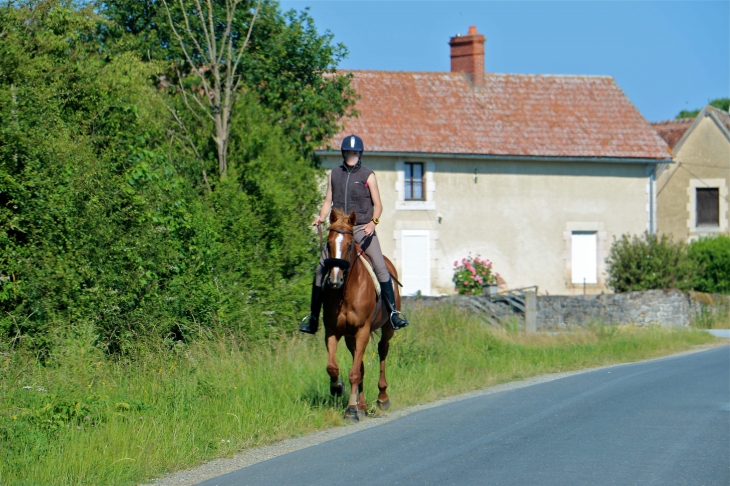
696, 188, 719, 227
404, 162, 424, 200
571, 231, 597, 284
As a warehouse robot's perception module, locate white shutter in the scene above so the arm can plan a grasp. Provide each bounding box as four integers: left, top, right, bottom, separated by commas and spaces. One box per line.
401, 230, 430, 296
571, 232, 597, 284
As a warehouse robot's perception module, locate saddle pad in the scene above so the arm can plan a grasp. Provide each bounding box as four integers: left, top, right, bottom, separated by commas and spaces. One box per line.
358, 254, 381, 297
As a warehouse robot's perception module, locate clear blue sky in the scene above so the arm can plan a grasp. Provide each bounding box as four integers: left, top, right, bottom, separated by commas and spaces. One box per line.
279, 1, 729, 122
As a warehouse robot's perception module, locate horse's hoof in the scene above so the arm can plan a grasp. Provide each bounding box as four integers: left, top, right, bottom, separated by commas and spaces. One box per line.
377, 398, 391, 411
356, 409, 367, 420
330, 379, 345, 397
344, 407, 359, 423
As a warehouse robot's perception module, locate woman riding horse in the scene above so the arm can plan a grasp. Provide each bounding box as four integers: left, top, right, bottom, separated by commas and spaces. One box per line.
300, 134, 409, 333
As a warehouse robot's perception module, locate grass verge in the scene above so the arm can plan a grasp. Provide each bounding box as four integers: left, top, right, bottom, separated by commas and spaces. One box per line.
0, 305, 720, 485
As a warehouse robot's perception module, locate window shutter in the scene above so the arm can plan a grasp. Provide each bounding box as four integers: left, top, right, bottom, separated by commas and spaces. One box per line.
696, 188, 719, 227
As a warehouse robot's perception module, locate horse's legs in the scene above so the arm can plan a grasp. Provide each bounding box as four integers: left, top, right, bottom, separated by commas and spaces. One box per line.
345, 328, 370, 419
325, 332, 344, 396
377, 325, 395, 410
345, 336, 366, 414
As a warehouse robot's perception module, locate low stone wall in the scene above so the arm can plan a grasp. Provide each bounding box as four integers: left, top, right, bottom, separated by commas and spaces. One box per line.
404, 291, 729, 329
537, 290, 692, 328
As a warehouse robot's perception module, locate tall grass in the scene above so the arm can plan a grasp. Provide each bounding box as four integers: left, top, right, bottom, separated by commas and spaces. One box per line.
0, 305, 718, 485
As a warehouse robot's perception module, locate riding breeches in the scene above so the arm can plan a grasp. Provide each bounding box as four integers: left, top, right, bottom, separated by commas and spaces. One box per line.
315, 225, 390, 286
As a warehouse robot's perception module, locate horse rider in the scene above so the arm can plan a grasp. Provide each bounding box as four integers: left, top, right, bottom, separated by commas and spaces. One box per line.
299, 134, 410, 334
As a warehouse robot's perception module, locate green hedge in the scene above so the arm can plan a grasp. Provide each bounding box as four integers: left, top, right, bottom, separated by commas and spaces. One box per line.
0, 1, 352, 351
606, 232, 730, 294
689, 234, 730, 293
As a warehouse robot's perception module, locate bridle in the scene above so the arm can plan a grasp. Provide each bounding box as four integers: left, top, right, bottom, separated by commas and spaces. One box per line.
322, 226, 358, 287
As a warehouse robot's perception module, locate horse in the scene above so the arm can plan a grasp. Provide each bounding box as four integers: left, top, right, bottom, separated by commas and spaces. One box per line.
321, 208, 401, 422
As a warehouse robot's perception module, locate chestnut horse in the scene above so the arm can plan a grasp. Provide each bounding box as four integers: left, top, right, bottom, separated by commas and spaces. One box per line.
322, 209, 400, 422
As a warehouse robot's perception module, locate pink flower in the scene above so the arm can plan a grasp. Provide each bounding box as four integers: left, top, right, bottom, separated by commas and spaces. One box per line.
454, 260, 458, 266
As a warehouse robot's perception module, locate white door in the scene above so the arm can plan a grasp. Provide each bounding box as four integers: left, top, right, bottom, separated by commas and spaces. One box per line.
401, 230, 430, 296
571, 231, 597, 284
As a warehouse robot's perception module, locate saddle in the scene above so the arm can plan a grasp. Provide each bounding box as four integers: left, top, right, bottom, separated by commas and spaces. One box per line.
355, 245, 381, 297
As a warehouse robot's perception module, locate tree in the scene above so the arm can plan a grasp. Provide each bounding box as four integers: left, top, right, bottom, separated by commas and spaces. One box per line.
0, 0, 327, 349
676, 97, 730, 119
160, 0, 262, 180
100, 0, 356, 169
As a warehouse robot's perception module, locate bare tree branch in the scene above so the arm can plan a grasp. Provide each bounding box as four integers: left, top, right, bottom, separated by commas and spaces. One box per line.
163, 0, 262, 180
165, 111, 212, 194
231, 0, 262, 91
176, 67, 214, 124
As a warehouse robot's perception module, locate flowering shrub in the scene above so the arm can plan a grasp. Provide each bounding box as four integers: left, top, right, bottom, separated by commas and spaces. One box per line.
452, 255, 498, 295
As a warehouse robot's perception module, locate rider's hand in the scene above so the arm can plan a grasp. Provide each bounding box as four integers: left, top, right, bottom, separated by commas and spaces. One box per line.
312, 215, 324, 226
363, 221, 376, 237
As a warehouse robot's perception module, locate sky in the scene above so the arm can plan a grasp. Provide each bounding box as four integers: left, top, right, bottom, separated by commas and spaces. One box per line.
279, 1, 729, 122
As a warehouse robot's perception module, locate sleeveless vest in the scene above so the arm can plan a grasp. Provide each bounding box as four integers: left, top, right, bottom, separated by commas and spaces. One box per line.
331, 163, 373, 225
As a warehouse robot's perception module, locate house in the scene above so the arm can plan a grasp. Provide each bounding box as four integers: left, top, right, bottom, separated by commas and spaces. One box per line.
652, 106, 730, 242
318, 26, 671, 296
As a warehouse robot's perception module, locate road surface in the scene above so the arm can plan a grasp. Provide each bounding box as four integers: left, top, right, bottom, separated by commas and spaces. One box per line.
200, 346, 729, 486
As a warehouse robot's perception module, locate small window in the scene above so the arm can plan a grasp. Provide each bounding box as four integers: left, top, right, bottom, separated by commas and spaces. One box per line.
696, 188, 719, 227
405, 162, 424, 200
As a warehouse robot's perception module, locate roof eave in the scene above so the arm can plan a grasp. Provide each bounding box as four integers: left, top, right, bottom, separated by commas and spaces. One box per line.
316, 150, 672, 165
672, 106, 730, 154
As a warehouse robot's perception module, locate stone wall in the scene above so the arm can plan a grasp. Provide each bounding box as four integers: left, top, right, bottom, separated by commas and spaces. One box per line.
405, 291, 730, 329
537, 290, 729, 328
537, 290, 692, 328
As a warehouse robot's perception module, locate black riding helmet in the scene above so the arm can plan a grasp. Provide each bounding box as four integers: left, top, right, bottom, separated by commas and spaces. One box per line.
341, 134, 364, 165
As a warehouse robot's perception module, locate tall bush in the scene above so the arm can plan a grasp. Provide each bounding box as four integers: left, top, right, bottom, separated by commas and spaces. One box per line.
689, 234, 730, 294
0, 1, 346, 351
605, 232, 697, 293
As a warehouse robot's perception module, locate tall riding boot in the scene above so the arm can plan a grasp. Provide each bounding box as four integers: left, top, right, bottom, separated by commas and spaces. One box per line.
380, 279, 409, 330
299, 284, 323, 334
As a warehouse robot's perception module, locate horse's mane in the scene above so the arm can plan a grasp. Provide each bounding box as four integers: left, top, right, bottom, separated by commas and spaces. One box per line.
329, 208, 354, 232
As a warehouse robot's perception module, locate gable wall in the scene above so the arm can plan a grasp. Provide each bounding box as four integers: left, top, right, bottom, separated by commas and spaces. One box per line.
321, 155, 652, 295
656, 115, 730, 242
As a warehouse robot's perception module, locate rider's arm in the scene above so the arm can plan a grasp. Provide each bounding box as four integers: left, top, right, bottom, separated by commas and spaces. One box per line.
313, 172, 333, 225
367, 173, 382, 220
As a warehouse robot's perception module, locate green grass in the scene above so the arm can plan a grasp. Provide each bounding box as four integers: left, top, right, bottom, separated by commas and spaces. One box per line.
0, 305, 719, 485
690, 295, 730, 329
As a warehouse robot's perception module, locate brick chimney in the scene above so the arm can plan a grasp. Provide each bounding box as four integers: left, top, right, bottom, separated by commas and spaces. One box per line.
449, 25, 486, 88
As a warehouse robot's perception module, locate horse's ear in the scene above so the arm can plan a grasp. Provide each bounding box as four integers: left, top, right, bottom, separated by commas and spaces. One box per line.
347, 212, 357, 227
329, 210, 338, 225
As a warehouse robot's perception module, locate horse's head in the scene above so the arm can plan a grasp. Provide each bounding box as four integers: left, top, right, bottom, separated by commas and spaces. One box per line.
324, 209, 357, 289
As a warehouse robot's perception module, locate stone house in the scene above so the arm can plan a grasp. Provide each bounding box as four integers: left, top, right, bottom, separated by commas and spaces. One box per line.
652, 106, 730, 242
319, 26, 670, 296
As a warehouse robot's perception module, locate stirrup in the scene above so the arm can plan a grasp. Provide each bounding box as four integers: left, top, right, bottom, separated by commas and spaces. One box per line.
389, 310, 409, 330
299, 315, 318, 334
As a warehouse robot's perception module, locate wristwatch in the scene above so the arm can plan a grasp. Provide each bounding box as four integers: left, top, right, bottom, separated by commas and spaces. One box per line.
372, 217, 380, 225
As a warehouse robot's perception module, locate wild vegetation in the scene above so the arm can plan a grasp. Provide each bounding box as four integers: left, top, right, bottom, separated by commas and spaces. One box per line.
0, 0, 356, 351
606, 232, 730, 294
0, 304, 717, 485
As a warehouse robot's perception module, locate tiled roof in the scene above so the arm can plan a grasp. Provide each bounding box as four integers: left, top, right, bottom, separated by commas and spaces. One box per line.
327, 71, 670, 160
651, 118, 694, 149
707, 105, 730, 134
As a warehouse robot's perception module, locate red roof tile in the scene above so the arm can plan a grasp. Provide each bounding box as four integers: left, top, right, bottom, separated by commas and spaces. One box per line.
651, 118, 694, 150
326, 71, 670, 160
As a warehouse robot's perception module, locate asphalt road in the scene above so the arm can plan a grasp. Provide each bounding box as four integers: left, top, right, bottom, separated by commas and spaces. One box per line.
200, 347, 730, 486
